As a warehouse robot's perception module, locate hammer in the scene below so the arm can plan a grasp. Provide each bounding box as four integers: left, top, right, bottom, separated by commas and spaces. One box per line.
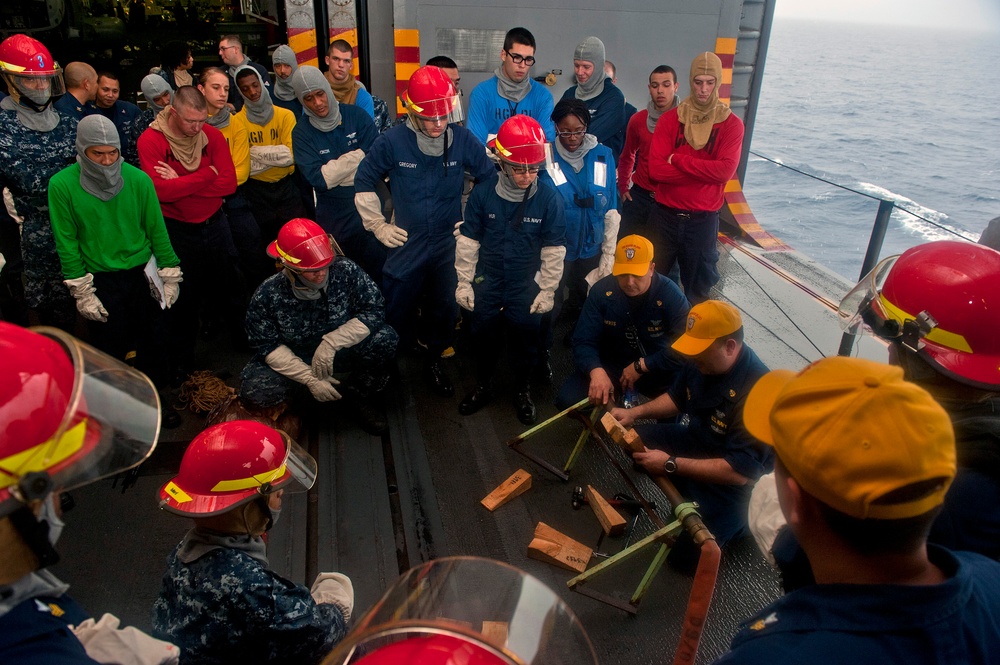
571, 486, 654, 514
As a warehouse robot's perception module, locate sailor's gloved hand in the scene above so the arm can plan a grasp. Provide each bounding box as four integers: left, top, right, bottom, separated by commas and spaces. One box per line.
266, 345, 342, 401
453, 220, 464, 238
371, 221, 408, 248
529, 289, 555, 315
311, 319, 371, 381
455, 282, 475, 311
306, 375, 342, 402
157, 266, 183, 308
311, 572, 355, 622
65, 273, 108, 322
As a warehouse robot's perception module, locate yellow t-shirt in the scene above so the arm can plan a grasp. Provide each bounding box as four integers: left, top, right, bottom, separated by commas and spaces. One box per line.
246, 105, 296, 184
213, 110, 251, 186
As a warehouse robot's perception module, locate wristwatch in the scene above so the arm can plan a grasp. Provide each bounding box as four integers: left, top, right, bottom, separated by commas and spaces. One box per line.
663, 457, 677, 475
634, 358, 647, 375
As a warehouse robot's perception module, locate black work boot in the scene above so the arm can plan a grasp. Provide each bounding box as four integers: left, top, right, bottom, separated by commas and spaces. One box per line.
423, 359, 454, 397
514, 384, 537, 425
458, 384, 493, 415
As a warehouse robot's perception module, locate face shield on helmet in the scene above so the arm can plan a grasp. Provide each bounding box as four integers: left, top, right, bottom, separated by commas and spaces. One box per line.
838, 240, 1000, 390
0, 34, 66, 111
159, 420, 317, 517
0, 323, 161, 519
402, 66, 463, 136
322, 556, 598, 665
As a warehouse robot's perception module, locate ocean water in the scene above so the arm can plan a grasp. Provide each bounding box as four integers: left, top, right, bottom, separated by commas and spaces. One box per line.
743, 19, 1000, 279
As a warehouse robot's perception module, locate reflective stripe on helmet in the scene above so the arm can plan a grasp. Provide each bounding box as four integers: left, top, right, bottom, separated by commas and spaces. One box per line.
0, 419, 88, 491
210, 463, 288, 492
878, 292, 973, 353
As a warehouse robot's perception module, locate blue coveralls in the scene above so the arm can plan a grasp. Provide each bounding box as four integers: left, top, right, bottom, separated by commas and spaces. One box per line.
240, 257, 398, 408
0, 110, 78, 326
560, 82, 627, 161
636, 344, 772, 564
0, 593, 97, 664
715, 546, 1000, 665
540, 143, 618, 315
152, 536, 348, 665
466, 77, 556, 143
461, 179, 565, 385
292, 104, 384, 284
558, 271, 689, 408
354, 123, 495, 352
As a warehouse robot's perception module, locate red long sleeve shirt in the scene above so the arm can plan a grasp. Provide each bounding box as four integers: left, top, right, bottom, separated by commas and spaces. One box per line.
617, 109, 656, 196
138, 123, 237, 223
647, 109, 743, 212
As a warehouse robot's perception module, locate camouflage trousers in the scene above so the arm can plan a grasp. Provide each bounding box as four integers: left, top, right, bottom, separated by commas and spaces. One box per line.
239, 323, 398, 409
21, 209, 74, 322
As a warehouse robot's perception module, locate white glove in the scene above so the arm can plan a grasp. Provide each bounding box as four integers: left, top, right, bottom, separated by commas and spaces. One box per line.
584, 209, 621, 290
356, 190, 408, 247
311, 572, 355, 622
311, 318, 371, 380
454, 234, 480, 311
157, 266, 183, 308
265, 345, 342, 401
0, 252, 5, 274
530, 245, 566, 314
453, 220, 464, 238
748, 472, 786, 569
370, 221, 408, 248
72, 613, 180, 665
320, 149, 365, 188
65, 274, 108, 322
456, 283, 475, 311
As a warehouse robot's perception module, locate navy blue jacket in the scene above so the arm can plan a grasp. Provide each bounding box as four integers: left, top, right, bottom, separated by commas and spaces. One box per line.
572, 271, 689, 377
293, 104, 377, 211
716, 547, 1000, 665
0, 594, 97, 664
462, 179, 565, 294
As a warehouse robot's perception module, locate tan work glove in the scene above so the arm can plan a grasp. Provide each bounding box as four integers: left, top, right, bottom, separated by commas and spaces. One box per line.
320, 149, 365, 188
310, 318, 371, 381
310, 572, 355, 622
585, 209, 621, 291
265, 345, 341, 401
356, 190, 408, 248
157, 266, 183, 308
530, 245, 566, 315
65, 273, 109, 322
454, 234, 480, 311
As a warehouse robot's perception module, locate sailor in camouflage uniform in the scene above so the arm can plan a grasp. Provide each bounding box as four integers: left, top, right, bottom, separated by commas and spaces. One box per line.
239, 218, 398, 434
153, 421, 352, 665
0, 34, 79, 328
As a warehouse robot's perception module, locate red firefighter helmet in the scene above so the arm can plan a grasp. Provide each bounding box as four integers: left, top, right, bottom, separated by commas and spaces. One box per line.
488, 115, 548, 167
0, 323, 160, 517
839, 240, 1000, 389
0, 34, 65, 110
352, 634, 508, 665
159, 420, 318, 516
267, 218, 335, 270
402, 66, 458, 119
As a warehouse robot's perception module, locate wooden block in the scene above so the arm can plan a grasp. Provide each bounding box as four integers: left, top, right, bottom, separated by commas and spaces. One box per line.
526, 522, 592, 573
480, 621, 508, 648
600, 412, 645, 454
586, 485, 627, 536
620, 428, 646, 454
481, 469, 532, 511
601, 412, 626, 444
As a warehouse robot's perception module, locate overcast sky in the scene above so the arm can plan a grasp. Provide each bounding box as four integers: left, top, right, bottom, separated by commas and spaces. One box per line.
774, 0, 1000, 32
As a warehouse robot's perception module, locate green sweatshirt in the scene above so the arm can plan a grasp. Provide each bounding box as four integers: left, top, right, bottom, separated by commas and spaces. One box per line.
48, 161, 180, 279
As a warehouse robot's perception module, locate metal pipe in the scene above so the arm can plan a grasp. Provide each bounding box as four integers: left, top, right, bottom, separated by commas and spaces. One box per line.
355, 0, 372, 88
838, 198, 894, 356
